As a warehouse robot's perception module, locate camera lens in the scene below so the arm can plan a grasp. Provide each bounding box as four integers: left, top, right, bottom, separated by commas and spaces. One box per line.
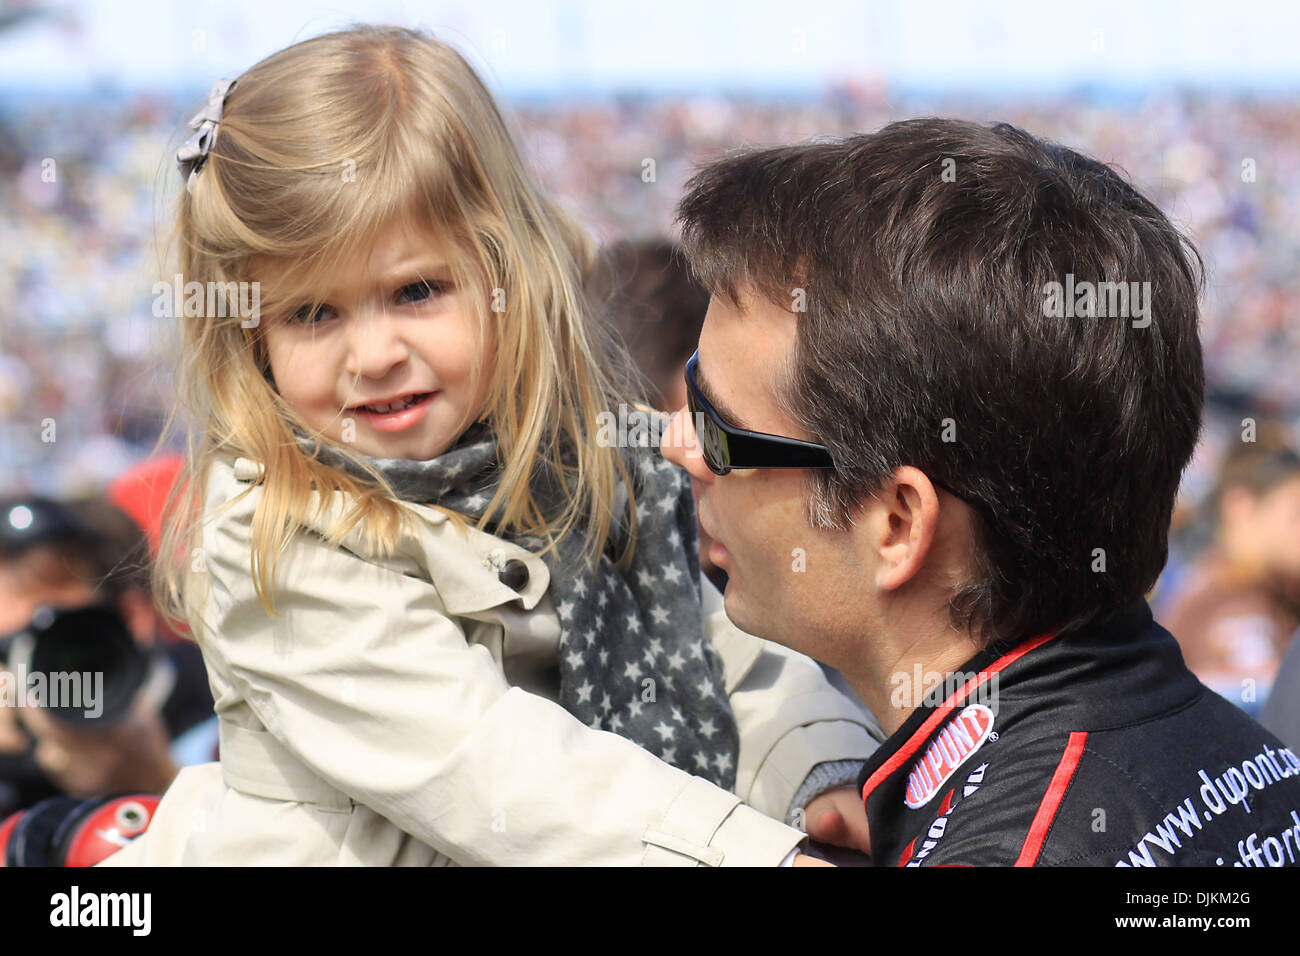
19, 605, 148, 727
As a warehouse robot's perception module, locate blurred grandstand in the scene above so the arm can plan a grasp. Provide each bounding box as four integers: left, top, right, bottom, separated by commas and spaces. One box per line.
4, 83, 1298, 491
1, 2, 1298, 564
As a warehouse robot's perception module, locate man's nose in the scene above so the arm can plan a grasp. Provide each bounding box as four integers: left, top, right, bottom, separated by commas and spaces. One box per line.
660, 404, 714, 485
345, 307, 409, 379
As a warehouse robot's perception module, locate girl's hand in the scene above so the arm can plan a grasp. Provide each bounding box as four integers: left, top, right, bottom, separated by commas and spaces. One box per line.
792, 853, 837, 867
803, 785, 871, 857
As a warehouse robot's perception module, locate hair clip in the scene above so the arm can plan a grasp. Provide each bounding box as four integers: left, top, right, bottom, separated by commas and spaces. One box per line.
176, 78, 237, 196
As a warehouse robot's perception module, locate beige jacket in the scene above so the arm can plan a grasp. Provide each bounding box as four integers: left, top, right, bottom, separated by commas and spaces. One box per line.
100, 452, 880, 866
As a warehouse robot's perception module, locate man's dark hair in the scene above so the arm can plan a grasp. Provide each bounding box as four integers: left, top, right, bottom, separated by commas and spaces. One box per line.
676, 118, 1206, 648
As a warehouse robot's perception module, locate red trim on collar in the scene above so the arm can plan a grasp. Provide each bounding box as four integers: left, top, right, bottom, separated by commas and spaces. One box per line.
897, 836, 918, 867
1014, 731, 1088, 866
860, 631, 1057, 806
938, 788, 956, 816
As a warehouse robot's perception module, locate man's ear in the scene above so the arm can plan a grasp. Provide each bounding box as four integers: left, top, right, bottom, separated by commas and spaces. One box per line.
873, 466, 941, 592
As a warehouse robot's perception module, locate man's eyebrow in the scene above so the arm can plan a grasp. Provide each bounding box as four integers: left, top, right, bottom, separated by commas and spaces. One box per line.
694, 358, 753, 431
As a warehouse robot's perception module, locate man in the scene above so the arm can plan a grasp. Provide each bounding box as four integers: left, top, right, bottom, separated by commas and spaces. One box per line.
660, 118, 1300, 866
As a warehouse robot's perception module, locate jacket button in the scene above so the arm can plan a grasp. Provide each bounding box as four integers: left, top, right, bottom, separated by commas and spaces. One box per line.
498, 559, 529, 591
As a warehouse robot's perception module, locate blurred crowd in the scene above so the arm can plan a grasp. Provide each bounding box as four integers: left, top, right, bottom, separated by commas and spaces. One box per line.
3, 86, 1300, 497
2, 83, 1299, 858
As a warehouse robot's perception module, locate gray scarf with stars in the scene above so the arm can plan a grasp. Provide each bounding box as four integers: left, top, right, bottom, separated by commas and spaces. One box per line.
299, 421, 741, 791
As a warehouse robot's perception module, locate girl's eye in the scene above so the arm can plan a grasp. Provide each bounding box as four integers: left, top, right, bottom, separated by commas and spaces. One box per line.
289, 303, 333, 325
396, 280, 450, 305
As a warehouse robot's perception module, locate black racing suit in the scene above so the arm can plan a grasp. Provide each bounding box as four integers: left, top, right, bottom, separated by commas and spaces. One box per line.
856, 601, 1300, 866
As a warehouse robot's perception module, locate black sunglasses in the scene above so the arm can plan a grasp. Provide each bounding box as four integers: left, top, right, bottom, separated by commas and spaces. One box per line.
684, 350, 836, 476
682, 352, 992, 522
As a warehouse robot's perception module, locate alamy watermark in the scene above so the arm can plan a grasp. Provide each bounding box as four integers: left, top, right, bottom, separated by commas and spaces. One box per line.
0, 660, 103, 720
595, 404, 705, 458
1042, 273, 1151, 328
50, 886, 150, 936
889, 665, 1000, 713
152, 274, 260, 327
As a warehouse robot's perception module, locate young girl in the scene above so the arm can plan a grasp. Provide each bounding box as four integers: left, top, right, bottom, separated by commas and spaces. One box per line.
101, 24, 879, 866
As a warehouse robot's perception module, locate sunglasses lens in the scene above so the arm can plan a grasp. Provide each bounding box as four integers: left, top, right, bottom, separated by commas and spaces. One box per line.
686, 391, 728, 474
701, 418, 730, 475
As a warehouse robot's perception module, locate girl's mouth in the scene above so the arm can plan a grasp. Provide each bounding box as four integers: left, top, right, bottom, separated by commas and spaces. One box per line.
350, 391, 437, 432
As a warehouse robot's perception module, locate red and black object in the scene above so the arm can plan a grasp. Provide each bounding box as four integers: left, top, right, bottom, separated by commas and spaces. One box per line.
0, 793, 159, 866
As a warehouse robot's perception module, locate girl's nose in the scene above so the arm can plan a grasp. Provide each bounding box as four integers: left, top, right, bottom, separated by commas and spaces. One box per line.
344, 307, 409, 379
660, 404, 714, 485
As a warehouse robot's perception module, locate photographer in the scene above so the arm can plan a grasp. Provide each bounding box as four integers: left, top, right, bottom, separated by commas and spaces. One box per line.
0, 495, 214, 816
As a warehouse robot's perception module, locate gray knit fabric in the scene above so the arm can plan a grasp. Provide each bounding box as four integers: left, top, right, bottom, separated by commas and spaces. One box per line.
787, 759, 866, 826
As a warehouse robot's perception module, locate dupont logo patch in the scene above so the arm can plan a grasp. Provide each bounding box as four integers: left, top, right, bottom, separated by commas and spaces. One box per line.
905, 704, 996, 809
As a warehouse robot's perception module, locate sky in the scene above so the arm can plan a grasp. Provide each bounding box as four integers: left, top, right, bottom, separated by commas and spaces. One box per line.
1, 0, 1299, 97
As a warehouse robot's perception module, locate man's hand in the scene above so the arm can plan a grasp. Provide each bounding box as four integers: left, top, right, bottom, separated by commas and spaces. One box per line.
0, 670, 30, 754
803, 785, 871, 857
18, 696, 177, 798
792, 853, 837, 867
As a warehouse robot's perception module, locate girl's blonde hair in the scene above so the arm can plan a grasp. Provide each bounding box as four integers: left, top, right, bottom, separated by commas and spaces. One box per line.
152, 24, 648, 633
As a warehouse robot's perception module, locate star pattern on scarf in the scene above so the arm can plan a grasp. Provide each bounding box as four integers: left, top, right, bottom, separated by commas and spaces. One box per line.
304, 419, 739, 789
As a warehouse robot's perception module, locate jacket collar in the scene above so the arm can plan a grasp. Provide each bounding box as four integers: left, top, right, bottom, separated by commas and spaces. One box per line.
854, 601, 1202, 866
856, 601, 1200, 807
